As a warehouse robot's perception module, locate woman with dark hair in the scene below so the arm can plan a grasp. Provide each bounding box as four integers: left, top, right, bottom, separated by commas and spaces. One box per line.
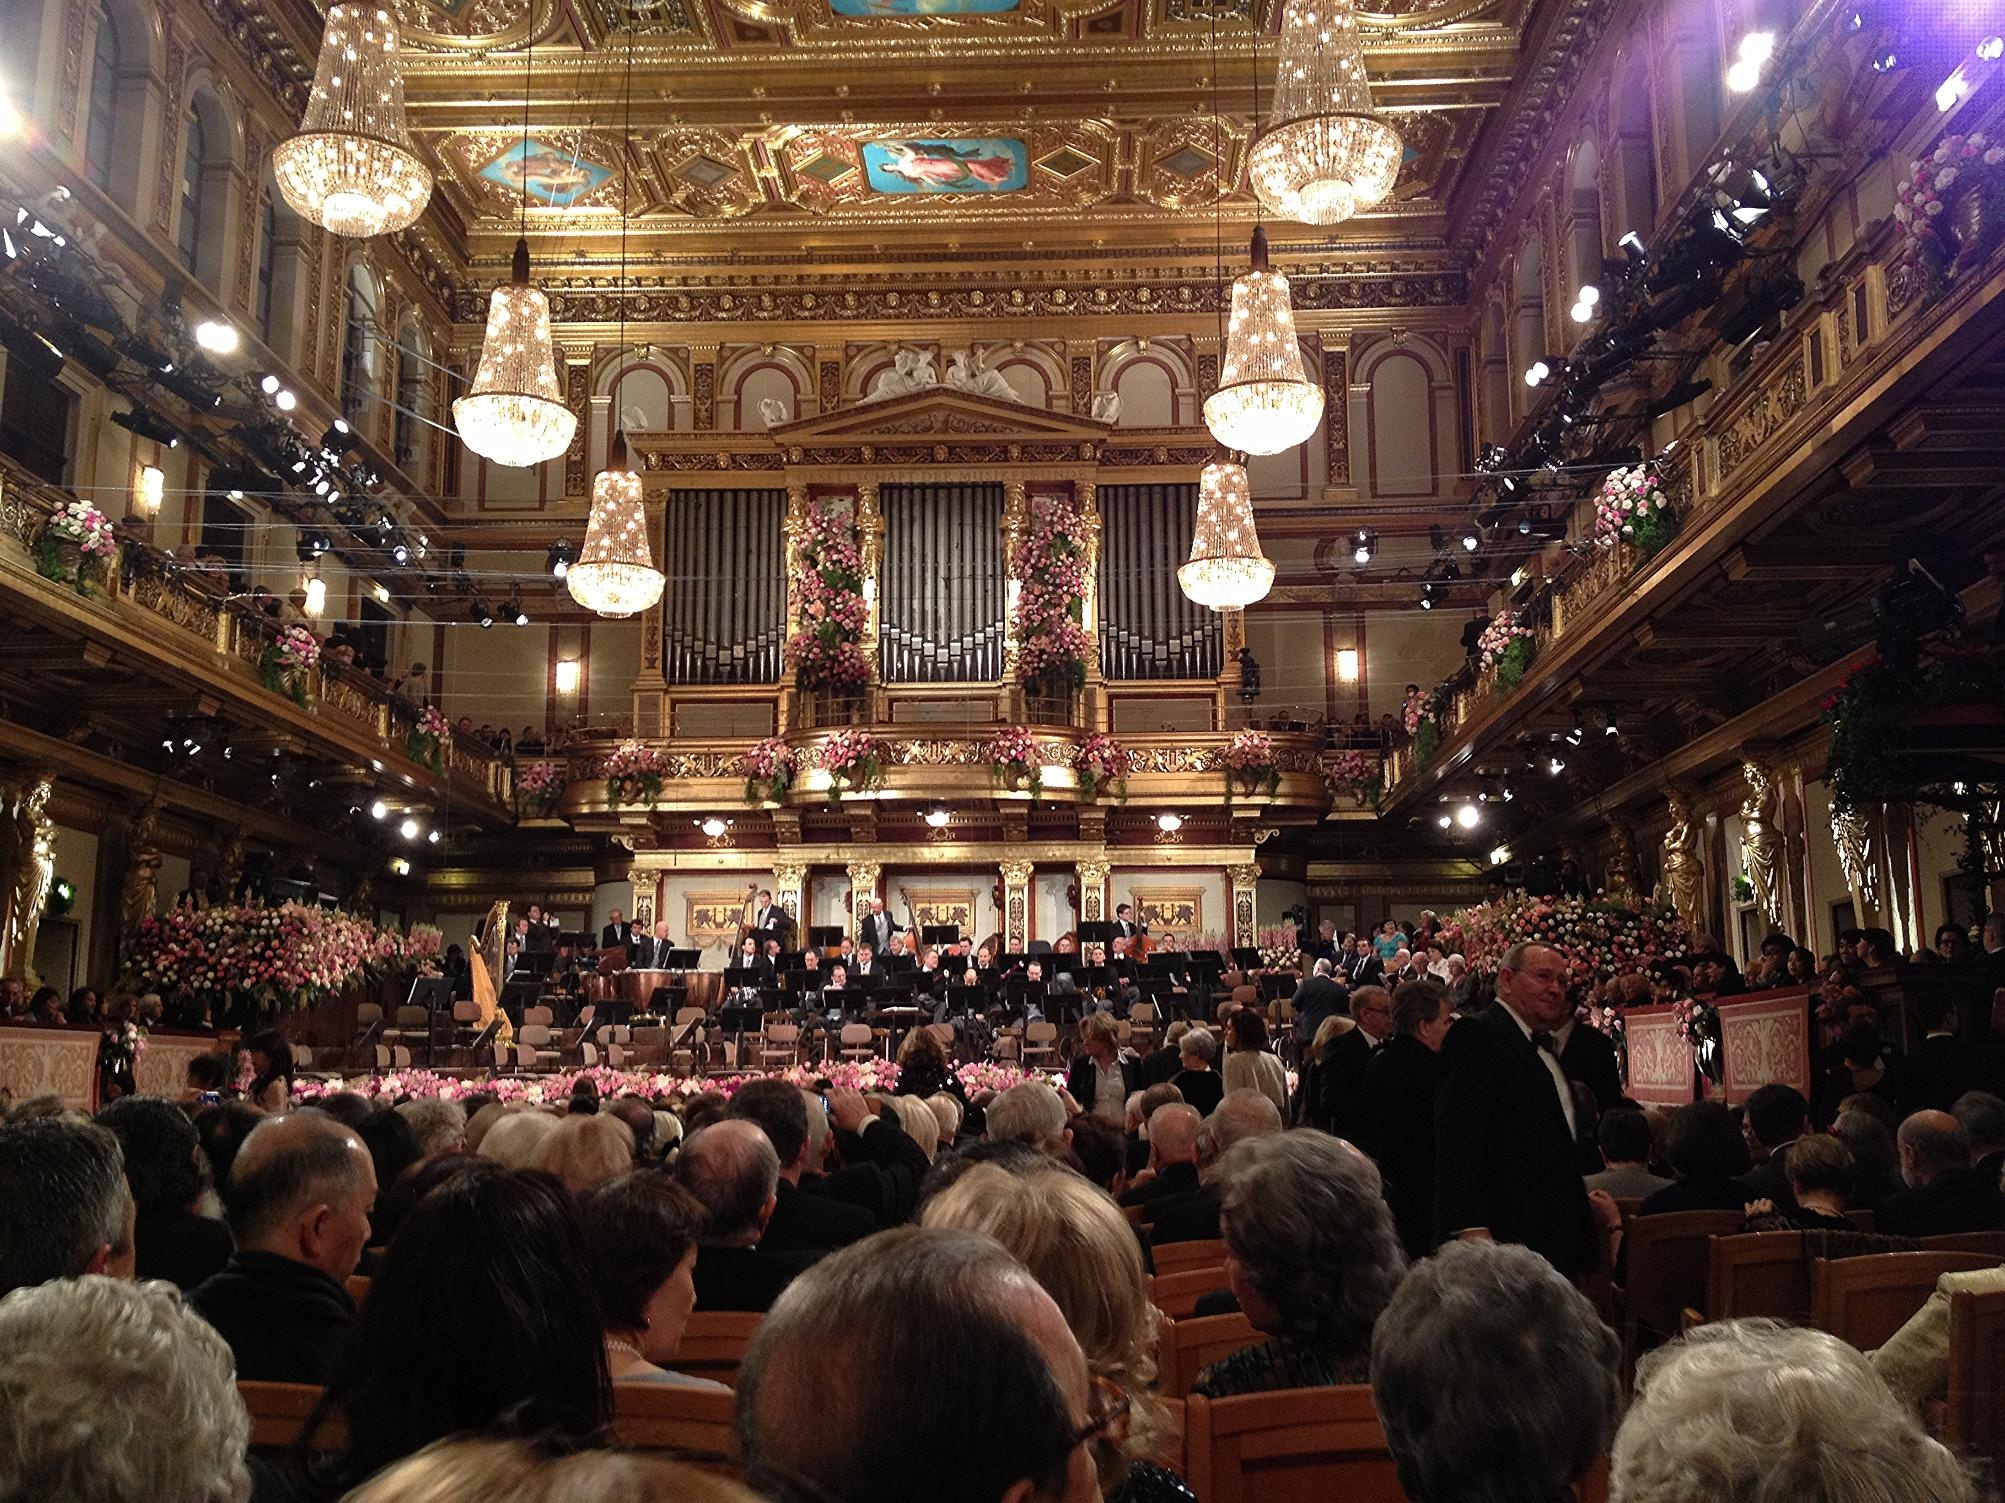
1221, 1009, 1289, 1118
355, 1108, 424, 1244
308, 1163, 611, 1494
894, 1025, 962, 1101
244, 1030, 295, 1114
578, 1169, 724, 1389
1785, 947, 1819, 987
95, 1094, 234, 1289
1635, 1101, 1753, 1216
65, 985, 101, 1025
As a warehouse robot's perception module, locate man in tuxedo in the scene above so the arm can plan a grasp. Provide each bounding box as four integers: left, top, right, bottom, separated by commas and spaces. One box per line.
1291, 958, 1349, 1045
1878, 1110, 2005, 1237
1433, 941, 1596, 1279
749, 888, 791, 946
726, 1081, 876, 1253
1341, 936, 1385, 988
1884, 994, 1978, 1118
1358, 979, 1454, 1259
1317, 984, 1392, 1142
732, 936, 776, 987
599, 908, 635, 953
1737, 1083, 1811, 1212
859, 896, 900, 957
521, 904, 556, 952
631, 919, 673, 970
851, 943, 880, 983
1112, 904, 1140, 944
674, 1119, 824, 1312
1557, 1012, 1624, 1118
1957, 1091, 2005, 1192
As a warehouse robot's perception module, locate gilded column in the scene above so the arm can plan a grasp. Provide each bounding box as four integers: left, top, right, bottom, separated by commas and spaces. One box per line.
691, 344, 719, 430
0, 770, 57, 981
778, 484, 811, 732
1228, 862, 1261, 951
1077, 481, 1103, 723
1076, 857, 1110, 926
999, 859, 1034, 953
772, 860, 808, 928
856, 482, 884, 718
1218, 609, 1246, 725
1001, 480, 1029, 685
845, 861, 881, 938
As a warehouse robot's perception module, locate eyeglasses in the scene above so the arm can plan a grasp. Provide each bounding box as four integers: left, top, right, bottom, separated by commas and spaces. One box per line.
1069, 1374, 1133, 1452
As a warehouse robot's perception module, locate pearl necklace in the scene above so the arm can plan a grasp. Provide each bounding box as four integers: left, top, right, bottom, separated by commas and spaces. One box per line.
607, 1337, 647, 1361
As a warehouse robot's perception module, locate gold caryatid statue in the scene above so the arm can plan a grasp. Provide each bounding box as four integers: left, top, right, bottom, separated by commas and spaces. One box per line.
1660, 790, 1704, 931
1739, 758, 1785, 929
1604, 818, 1641, 905
120, 798, 164, 943
0, 771, 57, 980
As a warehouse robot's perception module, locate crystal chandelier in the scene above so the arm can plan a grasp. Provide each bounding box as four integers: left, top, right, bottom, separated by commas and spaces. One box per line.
1203, 227, 1324, 456
1249, 0, 1403, 227
272, 5, 432, 238
568, 431, 663, 617
453, 237, 577, 468
1178, 460, 1274, 611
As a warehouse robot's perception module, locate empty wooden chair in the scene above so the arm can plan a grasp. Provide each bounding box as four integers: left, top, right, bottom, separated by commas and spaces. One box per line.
838, 1022, 876, 1061
1153, 1238, 1228, 1277
354, 1002, 383, 1040
1170, 1311, 1261, 1394
1688, 1231, 1813, 1330
517, 1023, 562, 1071
372, 1043, 412, 1071
1921, 1231, 2005, 1258
759, 1022, 800, 1068
1149, 1268, 1230, 1320
523, 1004, 556, 1027
1942, 1284, 2005, 1465
676, 1311, 763, 1387
1129, 1001, 1159, 1051
1183, 1385, 1404, 1503
1810, 1251, 2002, 1353
1618, 1210, 1743, 1378
611, 1382, 741, 1472
1022, 1020, 1060, 1066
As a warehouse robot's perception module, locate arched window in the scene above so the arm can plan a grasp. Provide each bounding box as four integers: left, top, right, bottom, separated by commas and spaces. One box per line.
255, 188, 278, 338
341, 269, 378, 422
177, 109, 206, 272
85, 7, 120, 191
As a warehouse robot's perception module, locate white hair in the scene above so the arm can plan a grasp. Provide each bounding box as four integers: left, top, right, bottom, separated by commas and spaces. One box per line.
797, 1089, 829, 1166
1612, 1319, 1972, 1503
0, 1275, 251, 1503
926, 1093, 964, 1144
478, 1109, 560, 1169
397, 1097, 468, 1158
984, 1082, 1067, 1145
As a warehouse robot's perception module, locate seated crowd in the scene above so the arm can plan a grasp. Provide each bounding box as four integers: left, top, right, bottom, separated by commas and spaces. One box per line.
1, 910, 2003, 1503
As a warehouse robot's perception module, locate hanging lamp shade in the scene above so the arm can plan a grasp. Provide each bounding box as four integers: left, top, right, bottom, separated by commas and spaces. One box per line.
1202, 227, 1324, 456
568, 430, 663, 617
1178, 460, 1274, 611
272, 4, 432, 238
453, 238, 577, 469
1249, 0, 1403, 227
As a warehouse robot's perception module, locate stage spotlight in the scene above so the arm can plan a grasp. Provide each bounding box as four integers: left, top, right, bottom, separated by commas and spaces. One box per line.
1619, 231, 1648, 264
1980, 36, 2002, 61
474, 600, 494, 629
1419, 583, 1438, 610
370, 799, 388, 820
1490, 845, 1511, 866
193, 319, 238, 354
503, 595, 528, 627
1564, 718, 1585, 747
303, 573, 326, 617
1459, 524, 1480, 552
390, 540, 410, 566
1727, 30, 1773, 91
1547, 754, 1566, 775
427, 828, 441, 844
258, 372, 282, 395
274, 388, 297, 412
1437, 813, 1453, 829
110, 407, 180, 448
1524, 360, 1552, 388
1455, 803, 1481, 829
322, 419, 359, 454
399, 816, 420, 840
1351, 529, 1376, 565
296, 531, 332, 561
547, 540, 574, 580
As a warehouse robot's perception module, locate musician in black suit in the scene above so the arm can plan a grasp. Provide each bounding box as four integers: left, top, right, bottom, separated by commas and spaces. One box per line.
1358, 979, 1453, 1258
1558, 1015, 1624, 1117
521, 904, 557, 951
630, 920, 673, 970
1111, 904, 1140, 944
748, 888, 792, 945
1433, 941, 1596, 1278
599, 908, 637, 953
858, 897, 901, 958
731, 936, 775, 986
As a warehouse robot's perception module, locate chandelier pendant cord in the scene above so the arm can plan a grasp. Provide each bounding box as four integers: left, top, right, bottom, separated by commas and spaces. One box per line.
519, 30, 532, 246
614, 24, 633, 449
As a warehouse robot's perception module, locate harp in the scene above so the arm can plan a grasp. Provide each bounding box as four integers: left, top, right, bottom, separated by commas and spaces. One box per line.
470, 900, 514, 1045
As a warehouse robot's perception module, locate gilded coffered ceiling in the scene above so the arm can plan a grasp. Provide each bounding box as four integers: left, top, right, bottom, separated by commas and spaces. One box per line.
263, 0, 1546, 267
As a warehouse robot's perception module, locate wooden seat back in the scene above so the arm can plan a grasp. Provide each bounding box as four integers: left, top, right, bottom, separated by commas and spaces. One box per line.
1620, 1211, 1743, 1375
1170, 1311, 1261, 1394
676, 1310, 763, 1386
1943, 1285, 2005, 1464
1921, 1231, 2005, 1258
1153, 1238, 1227, 1276
1149, 1268, 1229, 1320
610, 1381, 741, 1471
345, 1274, 370, 1305
1704, 1232, 1811, 1325
1810, 1251, 2003, 1352
1183, 1386, 1403, 1503
239, 1381, 345, 1454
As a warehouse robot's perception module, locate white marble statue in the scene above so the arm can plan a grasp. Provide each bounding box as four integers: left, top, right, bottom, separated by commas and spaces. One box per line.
945, 349, 1020, 403
758, 396, 791, 428
1091, 391, 1122, 423
862, 348, 939, 403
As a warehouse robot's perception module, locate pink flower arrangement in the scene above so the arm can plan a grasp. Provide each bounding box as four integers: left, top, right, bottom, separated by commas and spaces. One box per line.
1402, 686, 1431, 736
1324, 748, 1376, 802
274, 626, 320, 673
123, 901, 426, 1019
49, 499, 117, 558
604, 741, 667, 805
742, 736, 800, 804
821, 729, 883, 793
1073, 733, 1131, 802
785, 497, 873, 691
1011, 492, 1093, 697
987, 725, 1045, 796
404, 923, 444, 963
1452, 893, 1691, 987
517, 759, 567, 817
1257, 922, 1300, 970
1593, 465, 1676, 556
1222, 728, 1280, 798
1477, 609, 1538, 691
292, 1057, 1045, 1106
1894, 133, 1999, 266
406, 705, 450, 771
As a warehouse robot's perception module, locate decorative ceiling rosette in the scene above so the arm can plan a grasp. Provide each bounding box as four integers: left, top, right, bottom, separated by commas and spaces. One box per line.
1132, 115, 1252, 210
650, 130, 764, 219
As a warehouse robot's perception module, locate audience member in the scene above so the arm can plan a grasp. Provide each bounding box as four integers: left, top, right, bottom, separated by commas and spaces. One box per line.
1372, 1240, 1621, 1503
801, 1087, 931, 1229
1066, 1013, 1142, 1125
1118, 1103, 1202, 1209
1612, 1320, 1971, 1503
1871, 1255, 2005, 1412
1584, 1108, 1672, 1198
1831, 1107, 1904, 1209
925, 1161, 1192, 1503
1357, 978, 1452, 1258
1193, 1130, 1406, 1396
0, 1117, 134, 1296
675, 1119, 822, 1312
355, 1107, 423, 1233
0, 1276, 250, 1503
1221, 1010, 1289, 1118
726, 1080, 876, 1252
480, 1109, 560, 1168
1877, 1109, 2005, 1236
1883, 994, 1977, 1118
736, 1226, 1103, 1503
1169, 1026, 1224, 1117
1736, 1082, 1811, 1212
1742, 1134, 1856, 1232
1289, 958, 1347, 1045
987, 1080, 1070, 1148
1435, 942, 1595, 1276
1954, 1089, 2005, 1189
1320, 984, 1391, 1141
1637, 1101, 1753, 1216
193, 1099, 265, 1188
242, 1031, 294, 1115
1148, 1089, 1284, 1245
189, 1111, 374, 1383
535, 1112, 635, 1196
94, 1094, 233, 1289
578, 1169, 728, 1390
308, 1162, 611, 1494
396, 1097, 467, 1160
343, 1437, 758, 1503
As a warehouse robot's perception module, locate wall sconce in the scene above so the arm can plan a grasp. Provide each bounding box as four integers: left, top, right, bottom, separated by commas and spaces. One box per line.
136, 464, 165, 515
303, 569, 326, 617
1335, 647, 1359, 683
554, 658, 581, 694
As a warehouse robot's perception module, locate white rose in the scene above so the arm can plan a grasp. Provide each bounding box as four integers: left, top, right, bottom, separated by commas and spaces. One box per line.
1987, 148, 2005, 166
1927, 200, 1945, 215
1938, 167, 1959, 189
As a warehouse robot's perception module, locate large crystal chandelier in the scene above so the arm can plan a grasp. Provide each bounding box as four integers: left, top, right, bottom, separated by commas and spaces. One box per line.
1179, 460, 1274, 611
453, 237, 576, 468
272, 5, 431, 238
1203, 227, 1324, 456
568, 430, 663, 617
1249, 0, 1403, 227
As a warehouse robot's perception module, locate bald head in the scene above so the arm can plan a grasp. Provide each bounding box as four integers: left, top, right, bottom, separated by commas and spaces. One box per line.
1148, 1104, 1202, 1170
675, 1118, 780, 1243
1199, 1089, 1285, 1169
1897, 1110, 1970, 1186
225, 1110, 376, 1279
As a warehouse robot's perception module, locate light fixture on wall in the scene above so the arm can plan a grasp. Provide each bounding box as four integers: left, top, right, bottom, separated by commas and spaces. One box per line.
924, 808, 952, 829
303, 567, 326, 617
192, 319, 238, 354
1178, 460, 1274, 610
568, 30, 665, 620
136, 464, 164, 514
1156, 812, 1184, 834
699, 816, 731, 839
554, 658, 581, 694
1250, 0, 1403, 228
1335, 647, 1359, 682
1203, 228, 1324, 454
273, 3, 432, 237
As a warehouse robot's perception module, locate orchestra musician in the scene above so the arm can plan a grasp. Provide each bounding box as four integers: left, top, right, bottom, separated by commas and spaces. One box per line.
631, 919, 674, 970
600, 908, 638, 952
1112, 904, 1140, 943
747, 886, 792, 945
859, 896, 901, 956
733, 935, 775, 986
852, 943, 880, 982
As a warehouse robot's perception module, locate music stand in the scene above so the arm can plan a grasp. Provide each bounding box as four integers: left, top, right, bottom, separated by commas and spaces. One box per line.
921, 924, 960, 946
1232, 947, 1264, 971
403, 976, 453, 1065
808, 926, 845, 950
1005, 978, 1048, 1020
666, 949, 700, 971
514, 951, 556, 977
1076, 922, 1112, 945
1260, 972, 1297, 1001
1188, 951, 1226, 974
